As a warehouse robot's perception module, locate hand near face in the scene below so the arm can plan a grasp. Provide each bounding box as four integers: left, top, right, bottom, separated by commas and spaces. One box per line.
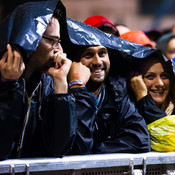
0, 44, 25, 80
130, 72, 147, 101
68, 62, 91, 88
47, 51, 72, 93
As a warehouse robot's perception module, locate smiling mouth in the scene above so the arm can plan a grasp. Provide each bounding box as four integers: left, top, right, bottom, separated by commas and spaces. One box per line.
91, 67, 105, 73
151, 90, 165, 94
93, 69, 103, 73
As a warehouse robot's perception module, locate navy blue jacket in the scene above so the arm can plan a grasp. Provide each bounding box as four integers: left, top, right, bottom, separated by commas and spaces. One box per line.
0, 74, 76, 160
0, 0, 75, 160
137, 94, 175, 125
56, 76, 151, 155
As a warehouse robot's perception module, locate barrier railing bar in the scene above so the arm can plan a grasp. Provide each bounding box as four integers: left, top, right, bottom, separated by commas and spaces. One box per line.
0, 153, 175, 174
26, 164, 30, 175
142, 157, 146, 175
10, 164, 15, 175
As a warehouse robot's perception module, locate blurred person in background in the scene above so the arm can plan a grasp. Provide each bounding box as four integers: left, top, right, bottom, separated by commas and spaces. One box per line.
120, 30, 155, 48
145, 29, 163, 48
84, 15, 119, 36
156, 33, 175, 60
115, 23, 131, 35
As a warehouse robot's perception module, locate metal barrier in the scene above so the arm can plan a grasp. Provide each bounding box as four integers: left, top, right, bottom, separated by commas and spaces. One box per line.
0, 152, 175, 175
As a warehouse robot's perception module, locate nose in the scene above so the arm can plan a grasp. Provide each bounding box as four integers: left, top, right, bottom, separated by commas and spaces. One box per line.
92, 54, 102, 65
155, 77, 164, 87
54, 44, 63, 53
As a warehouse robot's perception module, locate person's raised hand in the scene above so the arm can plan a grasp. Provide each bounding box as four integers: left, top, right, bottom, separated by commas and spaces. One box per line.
130, 71, 147, 101
47, 51, 72, 93
68, 62, 90, 89
0, 44, 25, 80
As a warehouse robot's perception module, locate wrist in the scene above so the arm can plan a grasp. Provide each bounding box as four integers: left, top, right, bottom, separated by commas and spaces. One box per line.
54, 78, 68, 94
136, 92, 147, 101
0, 76, 18, 82
69, 80, 86, 89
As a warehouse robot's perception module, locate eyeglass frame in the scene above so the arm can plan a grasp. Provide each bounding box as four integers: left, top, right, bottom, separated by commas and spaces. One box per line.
42, 35, 61, 49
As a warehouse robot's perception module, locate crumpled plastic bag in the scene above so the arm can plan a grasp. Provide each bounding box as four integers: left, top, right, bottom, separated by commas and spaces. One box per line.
147, 115, 175, 152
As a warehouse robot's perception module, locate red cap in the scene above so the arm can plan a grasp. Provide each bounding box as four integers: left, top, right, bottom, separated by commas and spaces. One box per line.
84, 15, 116, 29
120, 30, 155, 48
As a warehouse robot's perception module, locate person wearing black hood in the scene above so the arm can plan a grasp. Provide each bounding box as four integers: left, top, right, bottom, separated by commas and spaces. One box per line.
0, 0, 76, 160
60, 42, 151, 155
42, 16, 158, 156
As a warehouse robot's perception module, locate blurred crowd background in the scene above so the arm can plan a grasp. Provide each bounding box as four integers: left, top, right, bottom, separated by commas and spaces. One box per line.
0, 0, 175, 32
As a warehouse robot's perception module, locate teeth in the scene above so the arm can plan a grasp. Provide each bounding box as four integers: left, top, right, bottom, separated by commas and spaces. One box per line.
94, 69, 102, 73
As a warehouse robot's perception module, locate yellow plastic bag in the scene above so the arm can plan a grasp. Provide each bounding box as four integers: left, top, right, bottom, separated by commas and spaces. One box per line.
147, 115, 175, 152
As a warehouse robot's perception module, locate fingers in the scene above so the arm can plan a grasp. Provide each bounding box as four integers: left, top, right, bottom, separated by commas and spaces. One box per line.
53, 52, 72, 72
54, 51, 67, 67
20, 62, 25, 73
0, 52, 8, 71
61, 57, 72, 70
130, 74, 142, 82
58, 53, 67, 67
129, 70, 141, 80
47, 67, 55, 76
6, 44, 14, 66
0, 44, 25, 79
68, 62, 90, 83
0, 51, 8, 63
13, 49, 23, 71
47, 51, 71, 79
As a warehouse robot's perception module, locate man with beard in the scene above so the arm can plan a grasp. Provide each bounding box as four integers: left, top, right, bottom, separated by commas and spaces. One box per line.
64, 44, 151, 155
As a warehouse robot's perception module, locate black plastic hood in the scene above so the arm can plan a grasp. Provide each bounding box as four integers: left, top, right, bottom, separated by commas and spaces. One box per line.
0, 0, 66, 56
0, 0, 173, 76
64, 18, 173, 76
66, 18, 157, 59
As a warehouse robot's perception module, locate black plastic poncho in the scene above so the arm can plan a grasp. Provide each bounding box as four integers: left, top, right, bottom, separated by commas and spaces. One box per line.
0, 0, 67, 57
0, 0, 168, 76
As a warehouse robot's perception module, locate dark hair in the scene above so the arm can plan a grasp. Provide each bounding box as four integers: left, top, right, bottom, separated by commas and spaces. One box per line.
98, 24, 119, 37
145, 30, 163, 42
128, 54, 175, 104
53, 9, 63, 21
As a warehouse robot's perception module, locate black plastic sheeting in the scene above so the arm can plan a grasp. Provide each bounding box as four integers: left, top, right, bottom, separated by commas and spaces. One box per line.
66, 17, 157, 59
0, 1, 60, 54
0, 0, 174, 75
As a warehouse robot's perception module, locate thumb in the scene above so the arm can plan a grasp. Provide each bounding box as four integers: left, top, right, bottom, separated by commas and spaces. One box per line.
46, 67, 55, 76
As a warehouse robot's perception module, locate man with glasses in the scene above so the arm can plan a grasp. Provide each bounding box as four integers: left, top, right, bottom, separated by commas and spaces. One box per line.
42, 35, 61, 49
0, 1, 74, 160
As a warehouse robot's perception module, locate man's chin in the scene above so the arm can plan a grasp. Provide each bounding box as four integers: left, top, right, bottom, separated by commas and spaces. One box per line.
87, 78, 104, 87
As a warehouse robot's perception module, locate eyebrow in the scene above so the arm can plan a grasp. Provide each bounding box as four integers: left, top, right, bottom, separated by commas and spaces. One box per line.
85, 46, 108, 52
43, 34, 60, 39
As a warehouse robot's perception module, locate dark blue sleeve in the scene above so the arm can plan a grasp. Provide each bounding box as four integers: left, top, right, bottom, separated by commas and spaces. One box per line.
136, 94, 166, 125
41, 93, 77, 157
67, 87, 97, 155
0, 81, 24, 160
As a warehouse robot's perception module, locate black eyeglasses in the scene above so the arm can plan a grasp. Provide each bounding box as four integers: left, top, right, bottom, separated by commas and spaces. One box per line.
42, 35, 61, 49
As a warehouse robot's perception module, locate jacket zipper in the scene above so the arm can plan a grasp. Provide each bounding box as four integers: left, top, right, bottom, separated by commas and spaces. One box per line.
17, 81, 42, 157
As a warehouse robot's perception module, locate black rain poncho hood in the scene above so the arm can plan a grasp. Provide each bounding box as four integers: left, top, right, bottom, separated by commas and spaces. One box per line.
0, 0, 67, 57
0, 0, 174, 76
